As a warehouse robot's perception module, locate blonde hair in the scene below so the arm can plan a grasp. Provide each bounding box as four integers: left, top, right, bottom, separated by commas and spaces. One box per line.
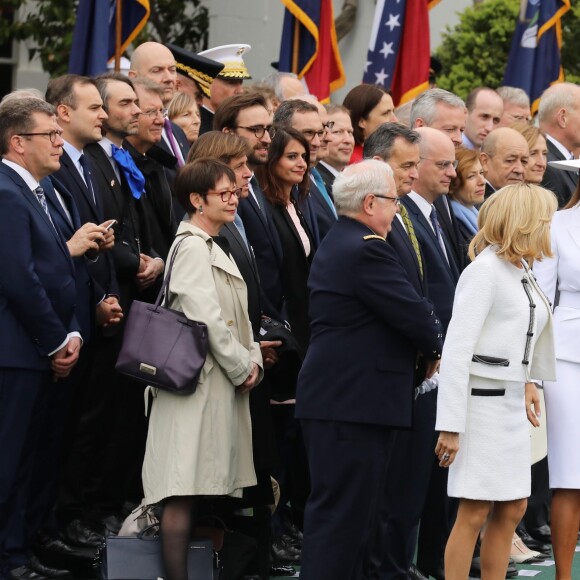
468, 183, 557, 266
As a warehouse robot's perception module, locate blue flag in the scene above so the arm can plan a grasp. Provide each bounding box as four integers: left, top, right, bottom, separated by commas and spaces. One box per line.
69, 0, 150, 76
503, 0, 570, 113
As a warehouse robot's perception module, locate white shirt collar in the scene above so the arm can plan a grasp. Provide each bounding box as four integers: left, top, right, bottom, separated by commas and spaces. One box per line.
407, 191, 434, 225
62, 140, 83, 165
2, 158, 40, 191
318, 161, 340, 177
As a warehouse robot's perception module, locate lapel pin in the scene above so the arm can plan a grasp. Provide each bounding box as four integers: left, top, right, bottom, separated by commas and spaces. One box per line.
111, 179, 115, 187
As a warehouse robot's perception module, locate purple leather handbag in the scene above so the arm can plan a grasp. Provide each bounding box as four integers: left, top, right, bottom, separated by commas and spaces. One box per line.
116, 234, 208, 395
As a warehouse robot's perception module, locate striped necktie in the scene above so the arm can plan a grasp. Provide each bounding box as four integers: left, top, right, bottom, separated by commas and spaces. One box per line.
34, 186, 56, 228
399, 204, 423, 278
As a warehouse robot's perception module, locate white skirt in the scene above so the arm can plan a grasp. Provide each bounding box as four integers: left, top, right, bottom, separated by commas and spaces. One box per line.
544, 359, 580, 489
448, 376, 530, 501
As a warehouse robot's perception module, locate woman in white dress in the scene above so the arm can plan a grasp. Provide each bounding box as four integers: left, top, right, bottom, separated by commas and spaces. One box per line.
435, 183, 557, 580
534, 167, 580, 580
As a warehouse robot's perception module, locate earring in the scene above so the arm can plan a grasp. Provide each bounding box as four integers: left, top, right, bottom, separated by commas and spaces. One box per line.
198, 205, 203, 215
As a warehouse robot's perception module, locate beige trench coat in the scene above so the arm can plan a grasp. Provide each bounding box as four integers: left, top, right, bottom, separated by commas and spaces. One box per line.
142, 222, 263, 505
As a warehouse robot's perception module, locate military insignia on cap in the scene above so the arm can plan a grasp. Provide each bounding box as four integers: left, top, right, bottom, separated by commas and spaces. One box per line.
198, 44, 252, 80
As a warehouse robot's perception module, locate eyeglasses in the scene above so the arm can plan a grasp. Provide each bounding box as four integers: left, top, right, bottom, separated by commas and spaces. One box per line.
323, 121, 335, 131
236, 125, 273, 139
373, 194, 401, 206
18, 130, 64, 144
140, 108, 165, 119
205, 188, 243, 202
301, 129, 325, 141
420, 157, 459, 170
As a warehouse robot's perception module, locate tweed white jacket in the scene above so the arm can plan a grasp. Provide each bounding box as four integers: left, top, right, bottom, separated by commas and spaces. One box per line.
436, 245, 556, 434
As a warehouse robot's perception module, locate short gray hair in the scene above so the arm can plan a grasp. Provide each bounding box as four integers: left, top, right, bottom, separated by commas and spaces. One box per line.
1, 88, 45, 104
333, 159, 394, 215
363, 123, 420, 160
263, 71, 300, 101
496, 86, 530, 108
538, 82, 580, 123
410, 88, 465, 127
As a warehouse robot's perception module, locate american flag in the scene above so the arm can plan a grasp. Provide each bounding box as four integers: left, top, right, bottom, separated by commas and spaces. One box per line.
362, 0, 435, 105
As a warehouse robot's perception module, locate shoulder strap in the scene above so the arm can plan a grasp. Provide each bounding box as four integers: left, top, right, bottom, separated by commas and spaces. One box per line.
153, 232, 193, 308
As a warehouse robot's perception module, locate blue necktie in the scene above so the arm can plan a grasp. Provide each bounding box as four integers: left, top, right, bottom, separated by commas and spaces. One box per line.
311, 168, 338, 219
111, 145, 145, 199
34, 186, 56, 228
78, 153, 97, 205
234, 213, 250, 251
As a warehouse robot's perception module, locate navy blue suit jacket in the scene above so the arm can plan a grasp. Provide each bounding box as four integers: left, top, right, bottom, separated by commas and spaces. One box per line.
308, 180, 337, 241
43, 177, 95, 343
295, 217, 443, 428
237, 178, 286, 321
0, 163, 79, 369
401, 196, 459, 331
51, 149, 119, 300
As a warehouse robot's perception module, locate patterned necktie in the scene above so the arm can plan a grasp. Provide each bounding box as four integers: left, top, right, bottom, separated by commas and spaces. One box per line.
311, 168, 338, 218
34, 186, 55, 228
399, 204, 423, 278
164, 119, 184, 167
111, 145, 145, 199
78, 153, 96, 205
430, 206, 450, 265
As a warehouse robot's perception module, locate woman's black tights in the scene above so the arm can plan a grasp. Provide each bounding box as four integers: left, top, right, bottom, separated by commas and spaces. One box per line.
160, 496, 200, 580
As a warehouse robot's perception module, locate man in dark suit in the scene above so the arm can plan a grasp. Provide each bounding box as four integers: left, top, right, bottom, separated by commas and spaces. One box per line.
129, 42, 190, 192
0, 98, 83, 580
481, 127, 529, 199
379, 128, 460, 580
410, 89, 468, 271
69, 73, 162, 535
274, 99, 337, 241
214, 93, 286, 321
296, 160, 443, 580
316, 104, 355, 194
538, 82, 580, 207
364, 123, 424, 297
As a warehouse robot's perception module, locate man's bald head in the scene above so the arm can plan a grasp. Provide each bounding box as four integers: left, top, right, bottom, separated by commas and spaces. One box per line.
129, 42, 177, 105
481, 127, 529, 190
538, 82, 580, 152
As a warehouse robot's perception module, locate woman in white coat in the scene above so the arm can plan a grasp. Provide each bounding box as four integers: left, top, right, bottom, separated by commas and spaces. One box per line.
141, 159, 263, 580
534, 168, 580, 580
435, 183, 557, 580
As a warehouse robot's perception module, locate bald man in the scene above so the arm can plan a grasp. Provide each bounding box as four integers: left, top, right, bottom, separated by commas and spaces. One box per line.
481, 127, 529, 198
538, 82, 580, 207
129, 41, 189, 196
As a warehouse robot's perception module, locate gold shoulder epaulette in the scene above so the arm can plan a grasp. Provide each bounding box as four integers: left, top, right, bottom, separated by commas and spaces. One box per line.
363, 234, 386, 241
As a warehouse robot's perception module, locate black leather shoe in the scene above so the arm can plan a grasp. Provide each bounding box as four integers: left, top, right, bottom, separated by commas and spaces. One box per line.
271, 536, 300, 563
528, 524, 552, 544
283, 519, 303, 544
28, 557, 72, 580
408, 564, 429, 580
517, 528, 552, 556
62, 519, 103, 549
269, 562, 296, 576
9, 564, 50, 580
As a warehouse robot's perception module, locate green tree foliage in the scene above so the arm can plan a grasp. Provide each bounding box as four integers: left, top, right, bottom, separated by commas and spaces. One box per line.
434, 0, 520, 99
0, 0, 208, 78
433, 0, 579, 99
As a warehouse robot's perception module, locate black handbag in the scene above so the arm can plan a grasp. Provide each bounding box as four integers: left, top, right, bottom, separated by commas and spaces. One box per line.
115, 234, 209, 395
101, 527, 214, 580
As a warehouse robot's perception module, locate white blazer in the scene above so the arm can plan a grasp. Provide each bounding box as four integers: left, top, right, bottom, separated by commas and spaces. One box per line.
534, 203, 580, 363
436, 246, 556, 434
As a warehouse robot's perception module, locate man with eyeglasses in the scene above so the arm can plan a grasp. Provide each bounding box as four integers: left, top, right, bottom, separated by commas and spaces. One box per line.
274, 99, 337, 241
372, 127, 461, 580
316, 104, 354, 193
129, 42, 189, 191
125, 79, 177, 270
0, 97, 84, 580
214, 92, 286, 323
